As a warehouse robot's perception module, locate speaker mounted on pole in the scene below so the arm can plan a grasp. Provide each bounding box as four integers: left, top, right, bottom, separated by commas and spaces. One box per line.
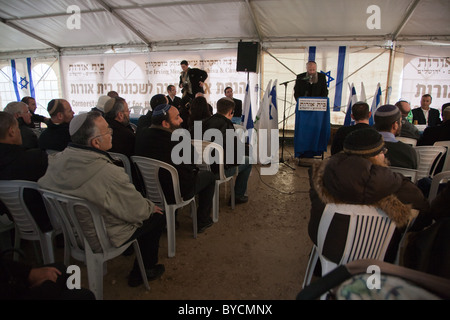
236, 41, 259, 73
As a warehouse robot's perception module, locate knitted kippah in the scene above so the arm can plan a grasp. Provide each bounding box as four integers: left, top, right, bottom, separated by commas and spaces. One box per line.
96, 95, 112, 111
69, 113, 89, 136
374, 104, 401, 124
343, 127, 385, 157
152, 104, 171, 116
103, 98, 116, 114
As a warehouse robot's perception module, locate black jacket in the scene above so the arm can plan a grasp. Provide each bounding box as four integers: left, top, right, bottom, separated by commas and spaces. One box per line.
106, 119, 136, 158
179, 68, 208, 97
412, 107, 442, 127
294, 72, 328, 100
38, 120, 71, 151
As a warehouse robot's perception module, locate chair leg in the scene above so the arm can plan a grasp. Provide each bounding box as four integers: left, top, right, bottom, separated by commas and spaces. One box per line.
86, 254, 104, 300
302, 246, 318, 289
231, 177, 235, 210
166, 208, 176, 258
133, 241, 150, 291
212, 183, 219, 223
191, 200, 197, 239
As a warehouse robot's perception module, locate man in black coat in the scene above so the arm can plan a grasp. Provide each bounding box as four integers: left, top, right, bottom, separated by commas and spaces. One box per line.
179, 60, 208, 100
224, 86, 242, 123
412, 94, 442, 127
0, 111, 51, 232
418, 106, 450, 146
166, 85, 182, 109
294, 61, 328, 101
134, 104, 216, 233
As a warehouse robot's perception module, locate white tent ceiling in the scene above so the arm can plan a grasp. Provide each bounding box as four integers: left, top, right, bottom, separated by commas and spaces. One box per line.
0, 0, 449, 58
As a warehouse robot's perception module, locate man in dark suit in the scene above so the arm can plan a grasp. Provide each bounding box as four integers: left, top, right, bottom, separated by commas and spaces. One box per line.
224, 86, 242, 124
418, 106, 450, 146
166, 85, 182, 109
293, 61, 328, 101
412, 94, 442, 127
179, 60, 208, 100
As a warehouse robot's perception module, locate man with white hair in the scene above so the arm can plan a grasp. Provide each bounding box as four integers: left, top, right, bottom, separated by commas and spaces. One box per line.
3, 101, 38, 149
38, 111, 166, 287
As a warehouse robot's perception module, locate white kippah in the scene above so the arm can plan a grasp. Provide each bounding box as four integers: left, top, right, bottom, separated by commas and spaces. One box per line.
96, 95, 112, 111
103, 98, 116, 114
69, 113, 89, 136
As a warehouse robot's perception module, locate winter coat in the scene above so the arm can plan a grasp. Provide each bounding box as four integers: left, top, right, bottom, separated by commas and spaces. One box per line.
38, 145, 155, 252
308, 153, 431, 263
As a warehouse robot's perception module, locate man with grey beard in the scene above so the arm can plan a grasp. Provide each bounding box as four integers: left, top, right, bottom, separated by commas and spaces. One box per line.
294, 61, 328, 100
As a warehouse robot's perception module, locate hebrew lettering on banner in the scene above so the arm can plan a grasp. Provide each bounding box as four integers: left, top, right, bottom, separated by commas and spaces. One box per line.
62, 50, 257, 115
401, 48, 450, 111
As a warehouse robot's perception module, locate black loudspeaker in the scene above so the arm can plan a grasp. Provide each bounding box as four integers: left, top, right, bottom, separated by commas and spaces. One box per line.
236, 41, 259, 73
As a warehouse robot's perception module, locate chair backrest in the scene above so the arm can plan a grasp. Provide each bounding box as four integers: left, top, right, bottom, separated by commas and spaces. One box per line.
108, 152, 133, 183
39, 188, 113, 258
428, 170, 450, 202
318, 203, 396, 265
192, 139, 231, 180
389, 166, 418, 183
413, 146, 447, 180
130, 156, 182, 208
433, 141, 450, 172
0, 180, 59, 241
397, 136, 417, 146
191, 139, 211, 172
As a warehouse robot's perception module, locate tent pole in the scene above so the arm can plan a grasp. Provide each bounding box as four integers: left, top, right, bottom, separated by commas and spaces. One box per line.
385, 41, 396, 104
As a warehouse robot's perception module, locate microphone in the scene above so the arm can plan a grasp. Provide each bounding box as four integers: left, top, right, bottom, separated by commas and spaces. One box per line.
301, 74, 310, 81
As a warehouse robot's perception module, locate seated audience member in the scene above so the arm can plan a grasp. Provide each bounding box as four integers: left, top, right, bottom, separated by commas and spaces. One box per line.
374, 104, 418, 169
166, 85, 182, 109
136, 94, 168, 134
418, 106, 450, 146
90, 95, 112, 116
135, 104, 216, 233
104, 97, 135, 158
201, 97, 252, 204
0, 251, 95, 300
194, 92, 213, 115
38, 99, 74, 151
395, 100, 420, 140
308, 128, 431, 263
21, 96, 49, 128
188, 95, 212, 131
331, 101, 371, 155
224, 86, 242, 124
0, 111, 51, 232
3, 101, 38, 149
38, 111, 166, 287
403, 182, 450, 280
412, 94, 442, 127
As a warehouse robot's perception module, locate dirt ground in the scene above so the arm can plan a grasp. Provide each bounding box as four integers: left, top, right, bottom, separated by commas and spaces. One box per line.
21, 143, 324, 301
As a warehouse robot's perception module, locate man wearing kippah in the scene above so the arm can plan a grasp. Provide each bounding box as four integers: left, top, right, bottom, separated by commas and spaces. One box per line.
135, 104, 216, 233
38, 111, 166, 287
38, 99, 74, 151
374, 104, 418, 169
308, 127, 431, 264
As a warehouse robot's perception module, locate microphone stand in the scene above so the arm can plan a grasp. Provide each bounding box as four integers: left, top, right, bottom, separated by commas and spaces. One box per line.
279, 79, 296, 170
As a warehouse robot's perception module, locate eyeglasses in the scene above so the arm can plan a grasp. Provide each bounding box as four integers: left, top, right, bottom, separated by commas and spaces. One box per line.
92, 128, 113, 140
380, 147, 388, 155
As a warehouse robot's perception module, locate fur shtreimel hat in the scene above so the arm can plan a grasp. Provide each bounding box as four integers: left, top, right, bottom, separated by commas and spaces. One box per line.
343, 127, 385, 157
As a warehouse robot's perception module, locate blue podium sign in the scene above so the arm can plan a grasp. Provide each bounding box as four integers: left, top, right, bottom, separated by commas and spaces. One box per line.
294, 97, 330, 158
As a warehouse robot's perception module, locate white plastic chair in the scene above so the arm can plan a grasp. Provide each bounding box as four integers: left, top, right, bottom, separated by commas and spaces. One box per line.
302, 203, 397, 293
39, 188, 149, 300
413, 146, 447, 180
109, 152, 133, 183
0, 180, 63, 264
428, 171, 450, 202
389, 166, 418, 183
192, 139, 237, 222
397, 136, 417, 146
433, 141, 450, 172
131, 156, 197, 258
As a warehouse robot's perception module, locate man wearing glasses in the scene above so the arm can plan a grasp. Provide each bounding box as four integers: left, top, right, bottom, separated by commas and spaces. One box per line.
38, 111, 166, 288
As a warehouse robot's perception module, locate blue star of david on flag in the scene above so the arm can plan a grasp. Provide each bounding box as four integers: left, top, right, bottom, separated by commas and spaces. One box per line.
320, 70, 334, 88
19, 76, 29, 89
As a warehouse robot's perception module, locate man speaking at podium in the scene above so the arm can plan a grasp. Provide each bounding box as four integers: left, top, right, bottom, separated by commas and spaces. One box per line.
294, 61, 328, 100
